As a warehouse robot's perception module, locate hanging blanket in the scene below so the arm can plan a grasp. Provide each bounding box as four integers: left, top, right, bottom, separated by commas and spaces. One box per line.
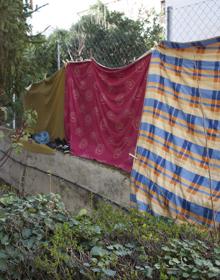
65, 55, 151, 172
24, 68, 65, 140
131, 37, 220, 227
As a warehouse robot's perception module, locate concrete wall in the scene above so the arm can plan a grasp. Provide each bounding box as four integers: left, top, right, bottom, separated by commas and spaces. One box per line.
0, 127, 130, 212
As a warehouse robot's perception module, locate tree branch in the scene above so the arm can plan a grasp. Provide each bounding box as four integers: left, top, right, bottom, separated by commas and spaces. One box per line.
27, 3, 49, 16
29, 25, 51, 38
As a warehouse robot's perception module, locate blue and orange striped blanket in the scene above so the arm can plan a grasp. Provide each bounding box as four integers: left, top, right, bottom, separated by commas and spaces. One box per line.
131, 37, 220, 227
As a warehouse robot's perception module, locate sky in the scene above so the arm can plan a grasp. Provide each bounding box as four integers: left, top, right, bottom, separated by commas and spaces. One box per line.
31, 0, 161, 35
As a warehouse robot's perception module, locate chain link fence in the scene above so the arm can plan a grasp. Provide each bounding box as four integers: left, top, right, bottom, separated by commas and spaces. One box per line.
166, 0, 220, 42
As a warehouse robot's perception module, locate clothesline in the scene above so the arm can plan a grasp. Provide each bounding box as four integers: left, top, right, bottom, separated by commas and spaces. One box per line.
63, 47, 154, 69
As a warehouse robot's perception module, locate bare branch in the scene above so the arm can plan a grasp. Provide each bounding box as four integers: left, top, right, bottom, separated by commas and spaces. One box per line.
29, 25, 51, 38
28, 3, 49, 15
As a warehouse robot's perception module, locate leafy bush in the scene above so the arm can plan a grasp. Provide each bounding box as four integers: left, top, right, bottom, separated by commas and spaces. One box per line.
34, 202, 219, 280
156, 239, 220, 279
0, 192, 219, 279
0, 192, 71, 279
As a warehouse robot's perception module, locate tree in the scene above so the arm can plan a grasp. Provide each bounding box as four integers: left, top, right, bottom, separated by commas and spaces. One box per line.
0, 0, 29, 92
0, 0, 29, 119
67, 1, 163, 67
0, 0, 48, 126
34, 29, 70, 76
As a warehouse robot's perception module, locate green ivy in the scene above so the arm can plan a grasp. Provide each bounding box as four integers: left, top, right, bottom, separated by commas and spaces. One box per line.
155, 239, 220, 279
0, 192, 71, 279
0, 190, 218, 279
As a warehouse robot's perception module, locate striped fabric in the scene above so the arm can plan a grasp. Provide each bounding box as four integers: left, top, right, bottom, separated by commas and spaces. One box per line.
130, 37, 220, 227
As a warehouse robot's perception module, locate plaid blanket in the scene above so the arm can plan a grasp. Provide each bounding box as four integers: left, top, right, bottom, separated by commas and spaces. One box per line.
131, 37, 220, 227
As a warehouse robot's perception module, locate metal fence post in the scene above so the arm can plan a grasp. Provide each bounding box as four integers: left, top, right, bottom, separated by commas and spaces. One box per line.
167, 6, 172, 41
57, 40, 61, 70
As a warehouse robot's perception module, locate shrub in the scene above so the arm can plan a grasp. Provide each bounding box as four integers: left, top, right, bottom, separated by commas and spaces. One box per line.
0, 192, 218, 279
0, 192, 71, 279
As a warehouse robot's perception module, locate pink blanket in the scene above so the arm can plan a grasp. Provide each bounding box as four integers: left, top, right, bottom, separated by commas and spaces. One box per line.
65, 55, 151, 172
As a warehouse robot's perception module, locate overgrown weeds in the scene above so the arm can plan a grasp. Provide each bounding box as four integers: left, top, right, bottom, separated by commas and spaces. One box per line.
0, 190, 219, 279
